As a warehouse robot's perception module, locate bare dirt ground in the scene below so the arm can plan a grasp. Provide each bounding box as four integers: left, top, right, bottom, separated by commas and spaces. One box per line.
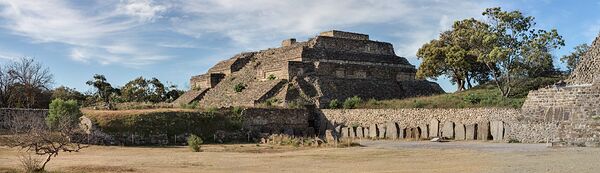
1, 141, 600, 173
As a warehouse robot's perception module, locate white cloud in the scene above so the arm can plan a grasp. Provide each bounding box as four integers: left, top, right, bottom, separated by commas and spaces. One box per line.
0, 0, 169, 67
118, 0, 168, 22
171, 0, 492, 52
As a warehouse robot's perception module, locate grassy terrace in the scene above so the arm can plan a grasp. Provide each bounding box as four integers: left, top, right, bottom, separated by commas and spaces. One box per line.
355, 77, 563, 109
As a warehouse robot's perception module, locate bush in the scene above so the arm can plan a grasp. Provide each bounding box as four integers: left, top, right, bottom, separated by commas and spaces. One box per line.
18, 154, 42, 172
180, 101, 199, 109
328, 99, 341, 109
46, 99, 82, 130
343, 96, 362, 109
187, 134, 203, 152
233, 83, 246, 92
267, 74, 276, 80
264, 98, 278, 107
463, 94, 482, 104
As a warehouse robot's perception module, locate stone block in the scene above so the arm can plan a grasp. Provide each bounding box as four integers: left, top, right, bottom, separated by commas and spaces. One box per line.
405, 128, 413, 139
441, 121, 454, 139
340, 127, 348, 139
350, 127, 357, 139
325, 130, 336, 142
364, 127, 369, 139
356, 127, 364, 138
419, 124, 429, 139
477, 121, 490, 141
413, 127, 421, 139
284, 128, 294, 136
465, 124, 476, 140
386, 122, 399, 140
369, 124, 378, 139
378, 124, 386, 139
429, 119, 440, 138
455, 123, 465, 140
490, 121, 504, 141
399, 127, 405, 139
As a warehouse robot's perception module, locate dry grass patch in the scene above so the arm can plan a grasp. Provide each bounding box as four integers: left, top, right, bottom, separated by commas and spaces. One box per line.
60, 165, 135, 173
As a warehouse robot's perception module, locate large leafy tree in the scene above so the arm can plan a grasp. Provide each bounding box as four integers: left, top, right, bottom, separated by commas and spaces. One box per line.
121, 77, 169, 103
417, 19, 491, 91
479, 7, 564, 97
86, 74, 117, 109
561, 44, 590, 74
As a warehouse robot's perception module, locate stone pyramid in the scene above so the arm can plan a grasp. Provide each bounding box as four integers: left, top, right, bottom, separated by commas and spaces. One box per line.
568, 34, 600, 85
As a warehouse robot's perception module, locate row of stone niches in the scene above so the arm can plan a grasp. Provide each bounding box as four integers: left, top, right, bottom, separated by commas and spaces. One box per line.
334, 120, 506, 141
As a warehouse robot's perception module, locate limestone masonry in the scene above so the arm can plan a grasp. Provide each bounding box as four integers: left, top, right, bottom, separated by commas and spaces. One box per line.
175, 30, 444, 108
521, 34, 600, 146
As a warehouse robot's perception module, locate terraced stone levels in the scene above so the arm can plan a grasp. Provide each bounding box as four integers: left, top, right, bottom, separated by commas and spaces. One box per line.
179, 30, 444, 108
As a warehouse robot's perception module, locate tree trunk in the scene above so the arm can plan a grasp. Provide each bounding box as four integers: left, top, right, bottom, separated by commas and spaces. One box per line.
39, 154, 52, 171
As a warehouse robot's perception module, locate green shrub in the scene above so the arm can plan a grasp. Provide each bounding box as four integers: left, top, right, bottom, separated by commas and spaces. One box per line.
343, 96, 362, 109
46, 99, 82, 130
265, 98, 278, 106
187, 134, 203, 152
267, 74, 276, 80
413, 100, 427, 108
180, 101, 199, 109
328, 99, 340, 109
205, 107, 218, 117
463, 94, 482, 104
233, 83, 246, 92
232, 107, 243, 116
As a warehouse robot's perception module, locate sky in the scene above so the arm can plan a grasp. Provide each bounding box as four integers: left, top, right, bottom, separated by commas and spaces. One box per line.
0, 0, 599, 93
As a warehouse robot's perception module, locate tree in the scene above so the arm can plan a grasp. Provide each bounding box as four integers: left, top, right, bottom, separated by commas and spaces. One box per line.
46, 99, 82, 130
417, 19, 492, 91
86, 74, 117, 109
561, 44, 590, 74
0, 57, 53, 108
120, 76, 172, 103
52, 86, 85, 104
6, 103, 87, 172
479, 7, 564, 97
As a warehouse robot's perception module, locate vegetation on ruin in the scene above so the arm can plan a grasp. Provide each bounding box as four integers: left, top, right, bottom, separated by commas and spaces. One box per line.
233, 83, 246, 92
83, 108, 245, 144
356, 76, 562, 109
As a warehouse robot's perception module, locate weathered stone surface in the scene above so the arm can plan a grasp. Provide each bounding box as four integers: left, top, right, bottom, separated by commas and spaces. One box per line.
340, 127, 349, 139
491, 121, 504, 141
349, 127, 357, 139
441, 121, 454, 139
405, 128, 413, 139
477, 122, 490, 141
455, 123, 465, 140
399, 127, 405, 139
386, 123, 398, 139
419, 124, 429, 139
429, 119, 440, 138
356, 127, 364, 138
284, 128, 294, 136
465, 124, 476, 140
369, 124, 378, 139
413, 127, 421, 139
378, 124, 386, 139
183, 30, 444, 108
325, 130, 336, 142
364, 127, 369, 139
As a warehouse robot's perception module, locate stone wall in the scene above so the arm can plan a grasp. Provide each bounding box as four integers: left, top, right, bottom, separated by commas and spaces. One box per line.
319, 30, 369, 40
242, 108, 313, 136
316, 108, 555, 143
0, 108, 48, 130
569, 35, 600, 85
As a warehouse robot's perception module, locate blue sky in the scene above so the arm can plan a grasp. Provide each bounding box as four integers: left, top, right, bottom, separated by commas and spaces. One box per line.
0, 0, 599, 93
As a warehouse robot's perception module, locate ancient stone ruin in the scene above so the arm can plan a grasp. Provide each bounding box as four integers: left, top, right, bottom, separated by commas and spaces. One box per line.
175, 30, 444, 108
521, 34, 600, 146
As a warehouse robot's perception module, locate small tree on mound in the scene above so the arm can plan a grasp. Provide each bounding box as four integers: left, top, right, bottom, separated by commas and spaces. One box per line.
7, 99, 88, 172
187, 134, 203, 152
46, 99, 82, 130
